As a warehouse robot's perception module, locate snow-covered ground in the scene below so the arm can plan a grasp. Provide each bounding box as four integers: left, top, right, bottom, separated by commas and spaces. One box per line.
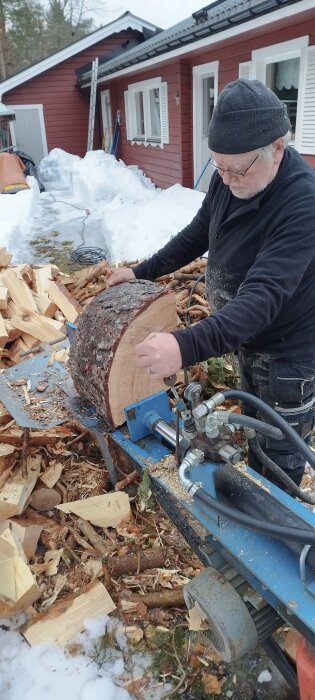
2, 148, 204, 265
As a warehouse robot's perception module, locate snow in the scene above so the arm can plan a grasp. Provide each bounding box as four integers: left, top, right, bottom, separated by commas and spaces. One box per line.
0, 148, 204, 699
1, 148, 204, 265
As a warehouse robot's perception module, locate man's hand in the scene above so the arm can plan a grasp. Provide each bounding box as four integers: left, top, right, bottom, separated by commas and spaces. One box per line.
107, 267, 135, 287
135, 332, 182, 379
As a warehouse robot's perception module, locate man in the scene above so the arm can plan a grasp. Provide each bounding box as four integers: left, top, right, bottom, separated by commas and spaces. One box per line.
108, 79, 315, 486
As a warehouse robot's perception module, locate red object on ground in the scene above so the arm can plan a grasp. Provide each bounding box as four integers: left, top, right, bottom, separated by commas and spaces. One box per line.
0, 152, 28, 193
296, 638, 315, 699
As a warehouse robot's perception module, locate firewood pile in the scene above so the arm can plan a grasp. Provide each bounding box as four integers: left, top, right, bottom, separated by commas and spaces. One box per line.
0, 243, 313, 690
0, 245, 209, 651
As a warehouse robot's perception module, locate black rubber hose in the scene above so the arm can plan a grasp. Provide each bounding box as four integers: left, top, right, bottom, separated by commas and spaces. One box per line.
249, 436, 315, 505
225, 412, 283, 440
222, 389, 315, 470
193, 486, 315, 544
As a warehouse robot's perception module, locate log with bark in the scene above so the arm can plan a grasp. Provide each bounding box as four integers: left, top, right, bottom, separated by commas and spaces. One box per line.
69, 280, 177, 427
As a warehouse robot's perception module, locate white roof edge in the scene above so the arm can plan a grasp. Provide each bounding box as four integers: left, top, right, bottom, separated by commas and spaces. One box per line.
0, 13, 158, 98
95, 0, 314, 85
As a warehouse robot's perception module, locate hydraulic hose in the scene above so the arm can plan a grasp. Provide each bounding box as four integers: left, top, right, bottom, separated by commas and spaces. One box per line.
193, 486, 315, 544
249, 436, 315, 505
221, 412, 283, 440
222, 389, 315, 471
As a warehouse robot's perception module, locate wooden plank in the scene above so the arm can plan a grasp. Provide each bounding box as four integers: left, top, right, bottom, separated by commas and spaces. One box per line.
0, 528, 40, 616
47, 281, 82, 323
57, 492, 131, 528
0, 247, 12, 268
0, 454, 41, 519
0, 286, 8, 310
0, 269, 37, 313
22, 580, 115, 646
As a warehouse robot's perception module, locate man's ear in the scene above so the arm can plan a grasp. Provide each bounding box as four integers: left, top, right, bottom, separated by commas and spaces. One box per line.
272, 137, 285, 163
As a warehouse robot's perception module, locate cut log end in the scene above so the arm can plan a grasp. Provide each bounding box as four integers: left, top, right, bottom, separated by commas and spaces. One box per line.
69, 280, 177, 427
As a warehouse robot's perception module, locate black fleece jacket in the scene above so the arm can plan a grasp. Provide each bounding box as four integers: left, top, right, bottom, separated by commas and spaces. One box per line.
133, 148, 315, 368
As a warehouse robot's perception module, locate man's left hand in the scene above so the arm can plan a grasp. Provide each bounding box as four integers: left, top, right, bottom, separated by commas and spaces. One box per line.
135, 332, 182, 379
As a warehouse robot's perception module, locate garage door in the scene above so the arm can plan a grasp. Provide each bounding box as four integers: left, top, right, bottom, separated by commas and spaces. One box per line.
9, 104, 48, 165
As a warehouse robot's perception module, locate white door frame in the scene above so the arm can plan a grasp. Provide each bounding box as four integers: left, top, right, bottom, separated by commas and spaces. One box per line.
193, 61, 218, 190
100, 89, 112, 152
9, 103, 48, 156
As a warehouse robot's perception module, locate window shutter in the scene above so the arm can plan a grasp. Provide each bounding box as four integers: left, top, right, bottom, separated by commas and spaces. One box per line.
124, 90, 132, 140
160, 82, 169, 146
239, 62, 252, 79
296, 46, 315, 155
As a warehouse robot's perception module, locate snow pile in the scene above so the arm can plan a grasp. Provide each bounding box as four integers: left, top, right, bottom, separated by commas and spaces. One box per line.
28, 148, 204, 264
1, 177, 40, 253
0, 614, 163, 700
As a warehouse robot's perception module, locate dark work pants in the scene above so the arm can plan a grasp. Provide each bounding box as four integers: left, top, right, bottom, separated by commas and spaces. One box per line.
237, 348, 315, 487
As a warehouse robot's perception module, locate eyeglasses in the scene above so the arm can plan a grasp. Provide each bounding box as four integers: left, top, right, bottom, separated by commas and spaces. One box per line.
211, 152, 260, 178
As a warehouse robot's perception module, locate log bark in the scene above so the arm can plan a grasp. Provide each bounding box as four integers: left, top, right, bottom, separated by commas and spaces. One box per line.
69, 280, 177, 427
108, 546, 177, 578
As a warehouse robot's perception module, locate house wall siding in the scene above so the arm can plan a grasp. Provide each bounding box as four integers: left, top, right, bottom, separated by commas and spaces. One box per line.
3, 31, 142, 157
104, 11, 315, 189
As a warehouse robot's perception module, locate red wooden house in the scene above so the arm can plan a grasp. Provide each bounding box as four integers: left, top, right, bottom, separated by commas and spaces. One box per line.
1, 0, 315, 192
78, 0, 315, 191
0, 13, 160, 165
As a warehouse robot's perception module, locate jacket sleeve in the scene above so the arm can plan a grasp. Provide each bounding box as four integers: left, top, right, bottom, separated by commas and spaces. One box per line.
173, 187, 315, 366
132, 190, 211, 280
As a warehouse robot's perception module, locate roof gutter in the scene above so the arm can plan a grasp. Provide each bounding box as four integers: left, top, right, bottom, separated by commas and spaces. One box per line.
79, 0, 312, 87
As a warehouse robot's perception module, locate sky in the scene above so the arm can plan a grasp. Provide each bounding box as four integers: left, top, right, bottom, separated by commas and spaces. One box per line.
2, 148, 204, 265
96, 0, 210, 29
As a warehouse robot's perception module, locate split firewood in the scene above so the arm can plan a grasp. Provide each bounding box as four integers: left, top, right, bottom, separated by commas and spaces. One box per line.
0, 268, 38, 313
72, 259, 110, 291
22, 580, 116, 647
0, 515, 43, 559
47, 281, 82, 323
0, 454, 41, 519
69, 280, 177, 427
0, 527, 40, 617
32, 265, 53, 295
0, 286, 8, 310
57, 491, 131, 528
0, 443, 17, 474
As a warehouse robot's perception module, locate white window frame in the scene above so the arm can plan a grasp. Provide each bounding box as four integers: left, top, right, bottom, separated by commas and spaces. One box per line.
250, 36, 309, 151
124, 76, 169, 148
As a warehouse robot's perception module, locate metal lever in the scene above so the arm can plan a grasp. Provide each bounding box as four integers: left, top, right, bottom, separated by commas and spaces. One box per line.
163, 374, 181, 402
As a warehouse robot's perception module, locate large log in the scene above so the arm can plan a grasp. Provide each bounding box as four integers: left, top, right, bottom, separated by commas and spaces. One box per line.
69, 280, 177, 427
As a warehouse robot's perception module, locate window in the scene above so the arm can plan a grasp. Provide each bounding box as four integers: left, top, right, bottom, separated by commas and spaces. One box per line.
202, 76, 215, 137
239, 37, 315, 155
266, 58, 300, 136
124, 77, 169, 147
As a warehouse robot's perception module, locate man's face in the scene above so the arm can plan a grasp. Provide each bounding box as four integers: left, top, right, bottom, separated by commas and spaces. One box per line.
211, 143, 282, 199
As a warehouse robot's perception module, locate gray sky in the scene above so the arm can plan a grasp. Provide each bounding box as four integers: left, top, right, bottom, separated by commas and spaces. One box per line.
98, 1, 209, 29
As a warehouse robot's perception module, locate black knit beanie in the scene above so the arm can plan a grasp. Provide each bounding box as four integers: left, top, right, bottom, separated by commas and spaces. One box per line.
208, 79, 291, 154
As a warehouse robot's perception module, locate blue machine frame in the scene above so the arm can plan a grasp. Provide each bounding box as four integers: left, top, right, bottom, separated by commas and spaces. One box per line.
110, 390, 315, 646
